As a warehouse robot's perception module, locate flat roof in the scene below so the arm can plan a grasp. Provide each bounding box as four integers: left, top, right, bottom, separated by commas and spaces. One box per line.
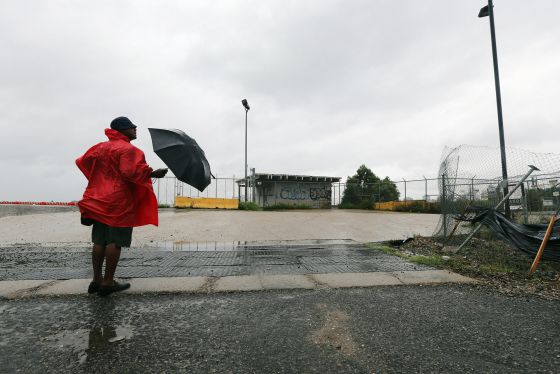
237, 173, 341, 183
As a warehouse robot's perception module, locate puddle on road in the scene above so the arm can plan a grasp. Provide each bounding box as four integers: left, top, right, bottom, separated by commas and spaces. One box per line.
142, 239, 357, 252
46, 324, 134, 365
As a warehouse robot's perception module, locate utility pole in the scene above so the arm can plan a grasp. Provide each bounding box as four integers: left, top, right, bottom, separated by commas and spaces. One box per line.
479, 0, 510, 218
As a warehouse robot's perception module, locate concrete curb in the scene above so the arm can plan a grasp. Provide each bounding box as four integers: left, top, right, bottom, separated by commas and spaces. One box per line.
0, 270, 477, 299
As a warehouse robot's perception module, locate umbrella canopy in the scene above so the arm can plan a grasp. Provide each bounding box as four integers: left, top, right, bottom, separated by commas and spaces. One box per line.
148, 128, 212, 192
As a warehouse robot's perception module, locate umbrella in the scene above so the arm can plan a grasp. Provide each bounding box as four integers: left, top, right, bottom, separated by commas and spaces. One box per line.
148, 128, 212, 192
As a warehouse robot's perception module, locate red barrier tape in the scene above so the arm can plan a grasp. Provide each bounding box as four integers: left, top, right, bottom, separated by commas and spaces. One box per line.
0, 201, 77, 206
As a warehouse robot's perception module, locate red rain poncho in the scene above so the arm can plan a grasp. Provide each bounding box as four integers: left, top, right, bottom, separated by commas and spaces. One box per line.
76, 129, 158, 227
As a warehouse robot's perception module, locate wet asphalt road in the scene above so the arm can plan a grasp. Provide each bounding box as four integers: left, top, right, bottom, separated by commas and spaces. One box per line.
1, 284, 559, 374
0, 241, 429, 281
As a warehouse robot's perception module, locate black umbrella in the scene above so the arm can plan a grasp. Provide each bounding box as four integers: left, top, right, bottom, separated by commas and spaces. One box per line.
148, 128, 212, 192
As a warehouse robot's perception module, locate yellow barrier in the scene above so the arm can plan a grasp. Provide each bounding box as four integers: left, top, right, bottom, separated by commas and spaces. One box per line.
374, 200, 433, 211
175, 197, 239, 209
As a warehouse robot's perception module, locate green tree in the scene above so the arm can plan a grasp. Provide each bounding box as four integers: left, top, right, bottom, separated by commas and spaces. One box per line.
341, 165, 399, 209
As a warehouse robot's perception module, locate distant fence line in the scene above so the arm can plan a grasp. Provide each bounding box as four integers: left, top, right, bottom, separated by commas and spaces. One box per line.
154, 176, 240, 206
155, 173, 560, 218
153, 176, 443, 206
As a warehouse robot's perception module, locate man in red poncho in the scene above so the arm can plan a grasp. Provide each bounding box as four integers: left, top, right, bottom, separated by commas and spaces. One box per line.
76, 116, 168, 296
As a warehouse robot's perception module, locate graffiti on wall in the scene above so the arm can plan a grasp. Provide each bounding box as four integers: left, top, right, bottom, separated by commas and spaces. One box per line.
280, 188, 308, 200
309, 187, 330, 200
277, 186, 331, 201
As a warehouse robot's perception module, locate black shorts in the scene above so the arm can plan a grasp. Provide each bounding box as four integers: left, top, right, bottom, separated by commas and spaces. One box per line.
92, 222, 133, 248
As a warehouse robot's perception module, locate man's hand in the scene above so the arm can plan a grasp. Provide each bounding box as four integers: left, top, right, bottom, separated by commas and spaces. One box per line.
151, 168, 168, 178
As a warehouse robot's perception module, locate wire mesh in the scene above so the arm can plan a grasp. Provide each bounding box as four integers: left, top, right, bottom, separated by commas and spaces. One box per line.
434, 145, 560, 243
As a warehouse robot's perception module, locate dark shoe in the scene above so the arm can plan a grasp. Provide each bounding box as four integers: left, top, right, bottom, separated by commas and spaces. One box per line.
98, 281, 130, 296
88, 282, 100, 294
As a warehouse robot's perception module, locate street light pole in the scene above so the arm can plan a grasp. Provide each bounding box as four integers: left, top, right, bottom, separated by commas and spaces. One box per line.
479, 0, 510, 218
241, 99, 250, 202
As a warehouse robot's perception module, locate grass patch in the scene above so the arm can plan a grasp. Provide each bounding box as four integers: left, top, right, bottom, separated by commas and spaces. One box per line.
366, 243, 399, 256
367, 243, 446, 267
479, 263, 514, 273
408, 255, 445, 267
238, 202, 262, 211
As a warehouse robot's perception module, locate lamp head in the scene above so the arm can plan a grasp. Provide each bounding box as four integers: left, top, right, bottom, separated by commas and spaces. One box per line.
241, 99, 250, 110
478, 5, 489, 17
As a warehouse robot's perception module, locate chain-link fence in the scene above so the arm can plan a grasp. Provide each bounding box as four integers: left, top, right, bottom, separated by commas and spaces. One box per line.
156, 176, 443, 208
157, 176, 460, 209
434, 145, 560, 243
154, 176, 240, 206
331, 178, 441, 207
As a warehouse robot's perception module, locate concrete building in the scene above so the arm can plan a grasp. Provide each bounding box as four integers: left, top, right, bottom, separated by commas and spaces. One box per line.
239, 173, 340, 209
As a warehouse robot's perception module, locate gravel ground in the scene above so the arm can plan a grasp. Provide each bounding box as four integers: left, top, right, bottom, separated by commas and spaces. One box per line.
386, 236, 560, 300
1, 285, 559, 374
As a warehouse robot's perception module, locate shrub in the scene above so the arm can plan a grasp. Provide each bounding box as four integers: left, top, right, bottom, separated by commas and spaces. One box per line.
339, 200, 374, 210
393, 201, 440, 213
238, 202, 262, 211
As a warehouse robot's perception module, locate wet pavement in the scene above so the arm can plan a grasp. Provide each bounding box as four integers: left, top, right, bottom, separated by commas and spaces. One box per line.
1, 285, 558, 373
0, 240, 430, 281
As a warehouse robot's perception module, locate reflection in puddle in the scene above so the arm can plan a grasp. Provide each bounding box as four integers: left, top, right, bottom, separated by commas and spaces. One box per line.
155, 241, 240, 251
47, 324, 134, 365
145, 239, 356, 252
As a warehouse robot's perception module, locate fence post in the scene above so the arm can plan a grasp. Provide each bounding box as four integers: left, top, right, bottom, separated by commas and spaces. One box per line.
215, 173, 218, 198
165, 177, 169, 205
251, 168, 256, 203
403, 178, 407, 208
521, 182, 528, 224
338, 182, 341, 206
442, 174, 447, 238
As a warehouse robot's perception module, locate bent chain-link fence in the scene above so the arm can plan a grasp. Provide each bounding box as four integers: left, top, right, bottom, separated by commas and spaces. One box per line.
434, 145, 560, 244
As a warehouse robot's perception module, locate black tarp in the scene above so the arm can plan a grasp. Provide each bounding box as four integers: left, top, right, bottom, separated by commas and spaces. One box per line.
458, 208, 560, 262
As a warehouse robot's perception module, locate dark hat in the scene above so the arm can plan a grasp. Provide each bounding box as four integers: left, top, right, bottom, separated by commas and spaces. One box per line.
110, 116, 137, 130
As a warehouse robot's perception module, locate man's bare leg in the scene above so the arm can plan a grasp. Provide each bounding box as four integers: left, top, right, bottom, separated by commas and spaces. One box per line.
102, 243, 121, 286
92, 244, 105, 284
98, 243, 130, 296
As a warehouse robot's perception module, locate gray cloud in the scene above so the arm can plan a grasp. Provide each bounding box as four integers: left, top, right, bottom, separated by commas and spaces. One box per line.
0, 0, 559, 201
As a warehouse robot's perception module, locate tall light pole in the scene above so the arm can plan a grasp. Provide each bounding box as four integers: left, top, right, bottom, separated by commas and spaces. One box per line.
479, 0, 510, 218
241, 99, 250, 202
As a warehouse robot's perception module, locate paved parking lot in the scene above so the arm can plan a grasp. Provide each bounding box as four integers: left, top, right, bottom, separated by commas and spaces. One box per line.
0, 208, 440, 245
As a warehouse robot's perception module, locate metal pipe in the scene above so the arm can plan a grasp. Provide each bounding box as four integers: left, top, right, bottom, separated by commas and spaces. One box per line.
442, 174, 447, 238
244, 108, 248, 202
457, 165, 539, 251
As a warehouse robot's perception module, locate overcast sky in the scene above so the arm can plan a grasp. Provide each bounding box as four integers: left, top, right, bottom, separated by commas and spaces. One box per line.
1, 0, 559, 201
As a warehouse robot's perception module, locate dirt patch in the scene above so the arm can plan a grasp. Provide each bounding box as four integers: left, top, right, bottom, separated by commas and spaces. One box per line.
379, 236, 560, 300
311, 304, 358, 356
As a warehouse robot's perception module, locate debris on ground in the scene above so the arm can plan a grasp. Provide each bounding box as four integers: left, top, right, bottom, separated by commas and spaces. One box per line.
383, 236, 560, 300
